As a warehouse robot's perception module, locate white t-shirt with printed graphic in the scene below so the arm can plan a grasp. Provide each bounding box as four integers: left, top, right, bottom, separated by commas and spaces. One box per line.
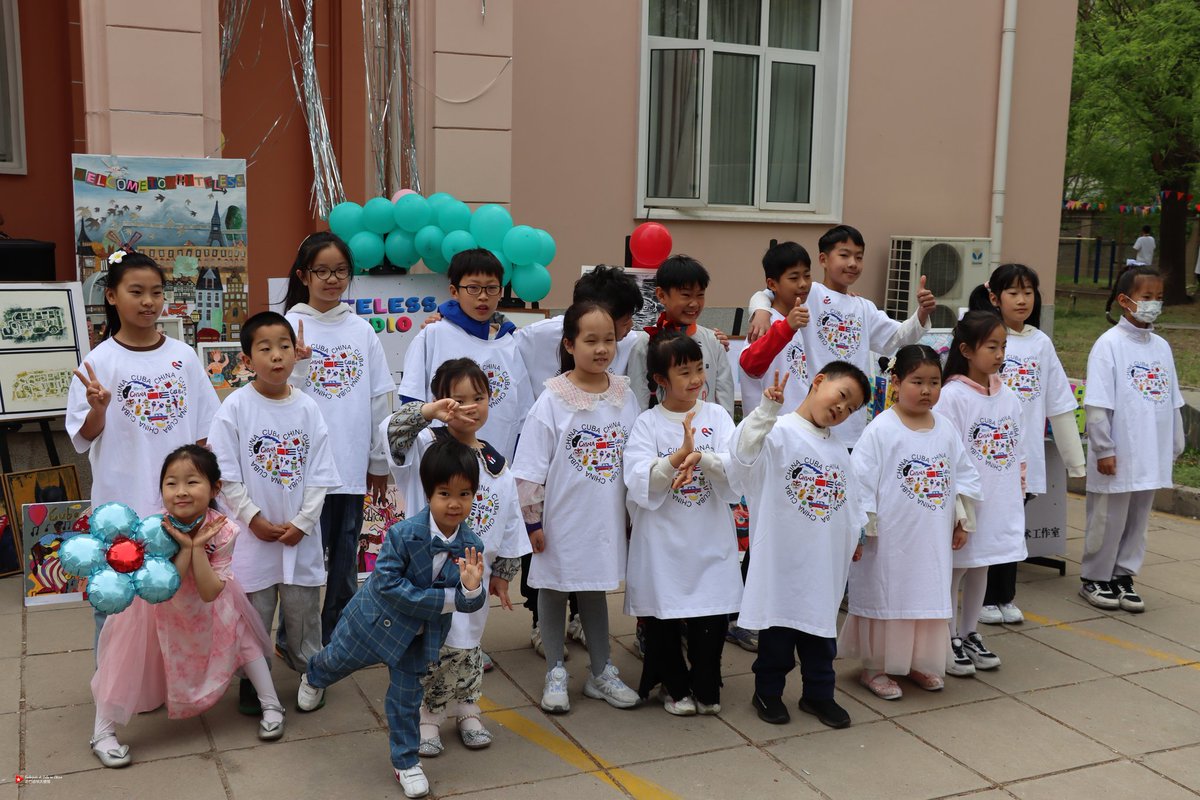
1084, 320, 1183, 494
1000, 327, 1078, 495
624, 402, 742, 619
848, 408, 981, 619
287, 309, 394, 495
726, 411, 865, 637
66, 336, 220, 516
399, 322, 532, 461
936, 379, 1026, 568
208, 385, 341, 592
511, 377, 640, 591
516, 315, 638, 398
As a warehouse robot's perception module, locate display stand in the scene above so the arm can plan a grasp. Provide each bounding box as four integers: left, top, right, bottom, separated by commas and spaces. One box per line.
0, 418, 61, 473
1023, 441, 1067, 575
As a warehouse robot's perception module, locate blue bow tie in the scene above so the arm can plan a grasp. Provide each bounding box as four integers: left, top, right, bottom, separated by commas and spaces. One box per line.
430, 535, 460, 557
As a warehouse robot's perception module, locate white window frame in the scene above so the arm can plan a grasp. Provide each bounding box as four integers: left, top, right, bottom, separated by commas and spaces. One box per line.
0, 0, 26, 176
636, 0, 851, 224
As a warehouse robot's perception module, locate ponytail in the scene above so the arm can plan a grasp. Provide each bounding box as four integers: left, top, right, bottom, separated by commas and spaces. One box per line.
1105, 264, 1160, 325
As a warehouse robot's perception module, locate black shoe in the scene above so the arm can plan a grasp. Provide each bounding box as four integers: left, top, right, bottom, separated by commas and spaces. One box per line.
752, 693, 790, 725
798, 696, 851, 729
238, 677, 261, 716
1112, 575, 1145, 613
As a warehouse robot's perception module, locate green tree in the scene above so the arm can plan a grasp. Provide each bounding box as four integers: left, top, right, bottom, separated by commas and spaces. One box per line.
224, 205, 244, 231
1069, 0, 1200, 304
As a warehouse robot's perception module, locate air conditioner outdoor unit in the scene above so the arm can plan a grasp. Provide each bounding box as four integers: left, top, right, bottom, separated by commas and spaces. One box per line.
885, 236, 991, 329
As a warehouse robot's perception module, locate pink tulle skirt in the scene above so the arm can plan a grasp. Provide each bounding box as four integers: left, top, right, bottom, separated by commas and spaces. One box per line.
91, 576, 271, 725
838, 616, 949, 677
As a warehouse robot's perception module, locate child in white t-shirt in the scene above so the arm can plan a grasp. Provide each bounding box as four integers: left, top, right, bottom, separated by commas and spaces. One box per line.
1132, 226, 1156, 265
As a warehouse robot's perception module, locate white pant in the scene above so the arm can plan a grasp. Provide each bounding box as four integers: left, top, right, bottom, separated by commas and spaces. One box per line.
1082, 490, 1155, 581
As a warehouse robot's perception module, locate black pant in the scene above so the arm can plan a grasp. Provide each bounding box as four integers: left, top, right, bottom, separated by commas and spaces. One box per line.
637, 615, 727, 705
753, 626, 837, 701
983, 561, 1018, 606
520, 553, 578, 625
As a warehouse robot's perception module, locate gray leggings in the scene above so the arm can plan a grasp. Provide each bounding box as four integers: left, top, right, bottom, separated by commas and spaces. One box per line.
537, 589, 610, 677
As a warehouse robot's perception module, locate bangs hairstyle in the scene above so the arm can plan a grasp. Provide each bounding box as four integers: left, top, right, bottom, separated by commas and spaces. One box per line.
967, 263, 1042, 329
645, 329, 703, 402
812, 360, 872, 407
574, 265, 644, 319
883, 344, 943, 382
762, 241, 811, 282
656, 254, 710, 291
1105, 264, 1162, 324
448, 248, 504, 286
239, 311, 296, 356
817, 224, 865, 254
103, 250, 166, 340
943, 310, 1006, 381
282, 231, 353, 311
430, 357, 489, 400
160, 444, 222, 509
419, 437, 481, 498
559, 300, 614, 374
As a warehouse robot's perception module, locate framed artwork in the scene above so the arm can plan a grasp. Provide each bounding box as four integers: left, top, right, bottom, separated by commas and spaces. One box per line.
21, 500, 90, 605
1, 465, 81, 577
155, 315, 186, 342
0, 282, 91, 420
86, 312, 108, 350
0, 496, 13, 577
581, 265, 662, 330
358, 484, 404, 579
197, 341, 254, 400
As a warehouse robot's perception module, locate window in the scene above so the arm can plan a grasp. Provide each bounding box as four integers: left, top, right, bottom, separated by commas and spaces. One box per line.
0, 0, 25, 175
638, 0, 850, 222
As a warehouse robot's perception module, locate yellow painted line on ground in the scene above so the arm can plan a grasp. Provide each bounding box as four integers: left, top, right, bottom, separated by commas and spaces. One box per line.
1024, 611, 1200, 671
479, 697, 683, 800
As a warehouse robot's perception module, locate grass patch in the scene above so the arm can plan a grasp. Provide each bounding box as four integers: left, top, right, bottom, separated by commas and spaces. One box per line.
1050, 284, 1200, 388
1176, 448, 1200, 489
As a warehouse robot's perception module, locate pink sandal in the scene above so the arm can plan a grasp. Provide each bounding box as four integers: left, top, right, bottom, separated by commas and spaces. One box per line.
907, 670, 945, 691
859, 670, 903, 700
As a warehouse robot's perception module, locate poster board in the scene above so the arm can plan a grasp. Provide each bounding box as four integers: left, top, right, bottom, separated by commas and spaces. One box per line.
72, 154, 250, 345
581, 265, 662, 331
1026, 443, 1068, 557
358, 485, 404, 579
2, 465, 82, 577
0, 282, 91, 420
197, 341, 255, 400
21, 501, 90, 606
268, 274, 451, 384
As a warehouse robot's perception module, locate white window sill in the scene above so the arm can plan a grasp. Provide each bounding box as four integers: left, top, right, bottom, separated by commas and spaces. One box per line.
635, 206, 844, 225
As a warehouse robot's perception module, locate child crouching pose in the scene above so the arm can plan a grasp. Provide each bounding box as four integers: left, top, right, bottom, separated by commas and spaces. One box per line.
840, 346, 982, 699
302, 439, 486, 798
728, 363, 870, 728
625, 331, 742, 715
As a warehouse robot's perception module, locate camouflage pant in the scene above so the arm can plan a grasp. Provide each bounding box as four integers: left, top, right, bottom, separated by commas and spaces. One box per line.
420, 645, 483, 713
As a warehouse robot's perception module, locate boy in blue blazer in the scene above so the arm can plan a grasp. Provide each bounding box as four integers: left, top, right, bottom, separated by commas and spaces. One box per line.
302, 438, 486, 798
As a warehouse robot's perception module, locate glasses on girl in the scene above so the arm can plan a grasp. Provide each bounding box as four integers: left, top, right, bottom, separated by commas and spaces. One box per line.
309, 266, 350, 281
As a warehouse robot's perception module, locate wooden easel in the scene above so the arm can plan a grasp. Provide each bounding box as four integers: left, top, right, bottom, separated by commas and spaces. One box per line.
0, 418, 61, 474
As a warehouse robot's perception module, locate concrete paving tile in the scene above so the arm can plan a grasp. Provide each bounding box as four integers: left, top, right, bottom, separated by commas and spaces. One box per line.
604, 590, 637, 637
1021, 677, 1200, 755
1125, 603, 1200, 651
1148, 513, 1200, 535
1146, 529, 1200, 561
25, 606, 95, 656
19, 753, 228, 800
1023, 616, 1200, 675
621, 745, 823, 799
0, 659, 18, 714
1003, 585, 1110, 629
898, 697, 1114, 782
0, 612, 22, 659
1141, 743, 1200, 794
0, 713, 18, 782
1135, 561, 1200, 603
715, 671, 881, 744
833, 656, 1004, 718
1065, 496, 1087, 529
480, 600, 538, 653
767, 720, 990, 799
221, 729, 400, 796
972, 631, 1108, 693
1126, 666, 1200, 714
449, 771, 625, 799
23, 651, 95, 710
1008, 760, 1197, 800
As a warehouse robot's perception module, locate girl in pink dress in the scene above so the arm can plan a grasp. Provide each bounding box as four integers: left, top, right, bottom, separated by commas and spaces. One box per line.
89, 445, 284, 768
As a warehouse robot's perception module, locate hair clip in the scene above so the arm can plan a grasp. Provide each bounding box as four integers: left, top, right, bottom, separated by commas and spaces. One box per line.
886, 356, 898, 373
107, 250, 126, 266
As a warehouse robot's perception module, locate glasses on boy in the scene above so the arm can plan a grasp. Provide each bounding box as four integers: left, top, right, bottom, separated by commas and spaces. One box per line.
455, 284, 503, 297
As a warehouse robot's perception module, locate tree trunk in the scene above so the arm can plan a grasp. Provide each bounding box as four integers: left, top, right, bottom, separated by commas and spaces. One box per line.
1158, 177, 1192, 305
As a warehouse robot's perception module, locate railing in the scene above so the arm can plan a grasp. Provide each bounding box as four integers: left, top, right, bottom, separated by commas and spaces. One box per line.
1057, 236, 1124, 287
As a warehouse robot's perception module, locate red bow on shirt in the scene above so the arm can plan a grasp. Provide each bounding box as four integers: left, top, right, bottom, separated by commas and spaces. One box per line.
644, 312, 697, 338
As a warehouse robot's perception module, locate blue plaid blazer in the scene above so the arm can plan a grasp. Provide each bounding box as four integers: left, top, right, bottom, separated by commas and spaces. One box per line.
342, 507, 486, 667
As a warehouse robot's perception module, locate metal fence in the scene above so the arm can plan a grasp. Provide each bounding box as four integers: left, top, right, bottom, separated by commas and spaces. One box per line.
1056, 237, 1127, 287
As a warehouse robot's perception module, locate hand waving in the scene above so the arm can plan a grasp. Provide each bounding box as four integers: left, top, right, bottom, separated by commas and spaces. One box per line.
73, 363, 111, 413
762, 369, 789, 404
457, 546, 484, 591
294, 319, 312, 360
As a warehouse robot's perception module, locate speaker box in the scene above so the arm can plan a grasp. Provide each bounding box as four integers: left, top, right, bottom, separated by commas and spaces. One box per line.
0, 239, 56, 281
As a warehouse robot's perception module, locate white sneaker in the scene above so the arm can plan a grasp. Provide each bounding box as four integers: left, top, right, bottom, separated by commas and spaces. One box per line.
530, 624, 545, 657
541, 664, 570, 713
394, 764, 429, 798
297, 674, 325, 712
999, 602, 1024, 623
583, 662, 640, 709
978, 604, 1004, 625
567, 613, 588, 648
658, 689, 696, 716
695, 700, 721, 715
946, 636, 976, 677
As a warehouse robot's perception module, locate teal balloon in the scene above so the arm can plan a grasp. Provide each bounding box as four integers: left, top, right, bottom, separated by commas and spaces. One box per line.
348, 231, 385, 271
90, 502, 139, 544
490, 249, 512, 285
512, 263, 552, 303
393, 194, 432, 233
423, 250, 451, 274
363, 197, 397, 234
503, 225, 541, 266
441, 230, 477, 263
437, 200, 472, 233
470, 204, 514, 250
535, 229, 557, 265
385, 230, 420, 268
87, 568, 136, 615
426, 192, 455, 213
328, 202, 365, 240
59, 534, 105, 577
135, 514, 180, 559
133, 557, 181, 604
414, 225, 446, 263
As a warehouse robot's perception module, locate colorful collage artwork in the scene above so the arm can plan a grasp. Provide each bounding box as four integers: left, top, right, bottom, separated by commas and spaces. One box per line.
71, 155, 250, 346
0, 284, 90, 420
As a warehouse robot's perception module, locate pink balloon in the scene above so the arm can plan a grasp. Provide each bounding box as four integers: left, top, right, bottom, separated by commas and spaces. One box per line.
391, 189, 416, 202
28, 504, 48, 527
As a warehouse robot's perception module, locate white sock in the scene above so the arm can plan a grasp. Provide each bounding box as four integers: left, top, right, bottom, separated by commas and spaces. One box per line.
92, 713, 121, 751
455, 701, 485, 732
243, 657, 284, 725
420, 704, 446, 737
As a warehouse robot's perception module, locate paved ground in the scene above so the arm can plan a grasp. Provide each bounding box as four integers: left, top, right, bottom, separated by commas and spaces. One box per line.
2, 495, 1199, 799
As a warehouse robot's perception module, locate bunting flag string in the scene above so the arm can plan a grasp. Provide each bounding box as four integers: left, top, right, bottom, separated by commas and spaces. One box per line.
1063, 192, 1198, 215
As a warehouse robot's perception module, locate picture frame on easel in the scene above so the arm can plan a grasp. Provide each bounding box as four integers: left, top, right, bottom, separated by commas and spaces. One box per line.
1, 465, 82, 578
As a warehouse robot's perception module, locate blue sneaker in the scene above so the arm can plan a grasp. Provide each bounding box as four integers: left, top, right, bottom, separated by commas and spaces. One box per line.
726, 624, 759, 652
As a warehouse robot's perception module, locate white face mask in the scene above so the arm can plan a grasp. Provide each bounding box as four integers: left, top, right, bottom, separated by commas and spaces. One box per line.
1128, 300, 1162, 324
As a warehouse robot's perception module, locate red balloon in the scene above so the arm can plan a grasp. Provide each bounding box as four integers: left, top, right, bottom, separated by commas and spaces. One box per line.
630, 222, 672, 267
107, 536, 146, 574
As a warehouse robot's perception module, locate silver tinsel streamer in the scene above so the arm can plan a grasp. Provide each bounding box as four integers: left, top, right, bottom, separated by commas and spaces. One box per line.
362, 0, 421, 197
281, 0, 345, 218
218, 0, 252, 80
